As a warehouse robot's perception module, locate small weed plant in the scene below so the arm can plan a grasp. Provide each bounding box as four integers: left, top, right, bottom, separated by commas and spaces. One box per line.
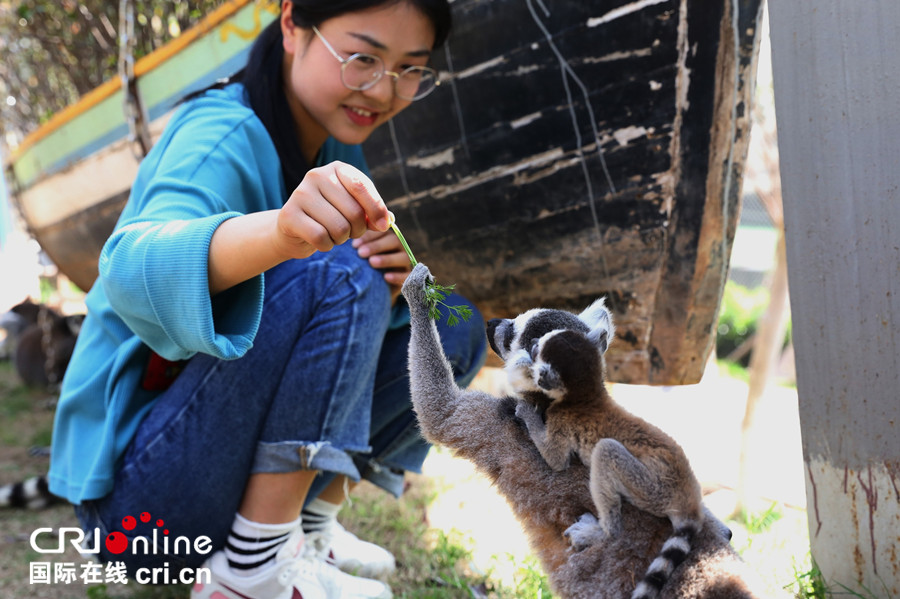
790, 559, 890, 599
500, 553, 555, 599
391, 220, 472, 326
792, 561, 827, 599
742, 501, 783, 535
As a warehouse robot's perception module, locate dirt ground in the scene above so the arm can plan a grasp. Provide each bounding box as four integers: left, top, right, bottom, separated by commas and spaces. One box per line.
0, 358, 810, 598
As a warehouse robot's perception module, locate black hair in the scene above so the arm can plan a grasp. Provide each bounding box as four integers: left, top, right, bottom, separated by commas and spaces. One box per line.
191, 0, 452, 196
288, 0, 451, 49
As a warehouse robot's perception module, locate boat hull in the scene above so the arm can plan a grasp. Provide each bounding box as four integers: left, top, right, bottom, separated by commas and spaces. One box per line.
363, 0, 764, 383
6, 0, 764, 384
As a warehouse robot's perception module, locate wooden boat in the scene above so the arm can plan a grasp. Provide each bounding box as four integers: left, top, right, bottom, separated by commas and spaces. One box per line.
5, 0, 764, 385
5, 0, 279, 292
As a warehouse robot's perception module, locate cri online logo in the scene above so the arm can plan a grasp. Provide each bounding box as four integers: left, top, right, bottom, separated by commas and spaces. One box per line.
106, 511, 165, 554
31, 511, 212, 556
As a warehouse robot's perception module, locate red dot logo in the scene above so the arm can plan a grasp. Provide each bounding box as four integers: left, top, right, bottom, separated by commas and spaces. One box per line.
122, 515, 136, 531
105, 532, 128, 554
140, 512, 151, 523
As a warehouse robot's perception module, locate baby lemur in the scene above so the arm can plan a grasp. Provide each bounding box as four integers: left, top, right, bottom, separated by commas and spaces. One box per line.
493, 300, 704, 599
402, 264, 775, 599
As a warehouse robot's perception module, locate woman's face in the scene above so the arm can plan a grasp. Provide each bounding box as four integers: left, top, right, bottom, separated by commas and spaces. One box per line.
281, 1, 436, 162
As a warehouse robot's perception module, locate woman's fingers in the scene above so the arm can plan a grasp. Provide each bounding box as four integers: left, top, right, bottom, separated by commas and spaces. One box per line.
352, 229, 411, 305
333, 162, 392, 232
353, 229, 405, 260
278, 163, 394, 257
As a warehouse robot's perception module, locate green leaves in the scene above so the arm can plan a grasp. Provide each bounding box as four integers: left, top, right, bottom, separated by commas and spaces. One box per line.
391, 221, 472, 326
423, 281, 474, 327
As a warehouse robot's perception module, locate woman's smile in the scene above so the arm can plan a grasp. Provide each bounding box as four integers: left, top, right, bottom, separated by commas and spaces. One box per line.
344, 104, 380, 127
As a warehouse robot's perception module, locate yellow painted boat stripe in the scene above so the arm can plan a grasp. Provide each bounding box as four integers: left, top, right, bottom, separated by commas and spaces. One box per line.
10, 0, 272, 162
134, 0, 277, 77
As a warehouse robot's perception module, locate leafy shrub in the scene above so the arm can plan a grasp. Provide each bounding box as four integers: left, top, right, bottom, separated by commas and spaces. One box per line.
716, 281, 770, 365
716, 280, 792, 369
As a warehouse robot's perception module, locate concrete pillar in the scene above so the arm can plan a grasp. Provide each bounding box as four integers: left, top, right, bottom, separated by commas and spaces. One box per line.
768, 2, 900, 595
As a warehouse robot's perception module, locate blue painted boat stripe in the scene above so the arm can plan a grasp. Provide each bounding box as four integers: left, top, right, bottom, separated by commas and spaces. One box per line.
28, 49, 250, 184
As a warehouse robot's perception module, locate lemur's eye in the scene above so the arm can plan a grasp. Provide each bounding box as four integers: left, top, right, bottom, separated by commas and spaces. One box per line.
530, 340, 539, 360
503, 324, 515, 352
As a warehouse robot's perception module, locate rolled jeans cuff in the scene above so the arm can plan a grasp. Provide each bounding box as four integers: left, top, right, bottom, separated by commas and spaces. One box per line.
357, 461, 406, 498
252, 440, 368, 481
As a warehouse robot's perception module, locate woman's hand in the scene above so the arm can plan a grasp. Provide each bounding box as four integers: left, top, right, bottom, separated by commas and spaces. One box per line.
275, 162, 392, 260
208, 162, 392, 296
353, 228, 412, 305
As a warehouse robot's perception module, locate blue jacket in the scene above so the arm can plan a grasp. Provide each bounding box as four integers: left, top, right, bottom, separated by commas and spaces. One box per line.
49, 83, 371, 503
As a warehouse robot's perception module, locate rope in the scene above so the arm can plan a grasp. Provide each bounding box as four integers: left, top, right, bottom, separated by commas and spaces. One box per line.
118, 0, 153, 158
38, 305, 59, 390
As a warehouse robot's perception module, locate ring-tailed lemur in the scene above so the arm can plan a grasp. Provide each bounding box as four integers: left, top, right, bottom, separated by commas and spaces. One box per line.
0, 475, 61, 509
401, 263, 771, 599
2, 300, 82, 390
492, 300, 703, 599
1, 301, 81, 510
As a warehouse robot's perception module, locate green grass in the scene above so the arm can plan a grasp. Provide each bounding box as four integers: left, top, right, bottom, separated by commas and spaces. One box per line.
494, 553, 554, 599
717, 358, 751, 383
86, 584, 191, 599
790, 560, 893, 599
0, 357, 533, 598
792, 561, 828, 599
725, 502, 814, 598
339, 475, 551, 598
0, 358, 826, 599
0, 360, 55, 450
0, 361, 38, 414
741, 501, 783, 534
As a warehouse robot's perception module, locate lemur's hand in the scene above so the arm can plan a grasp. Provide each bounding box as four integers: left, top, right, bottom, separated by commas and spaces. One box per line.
401, 262, 433, 312
515, 401, 545, 433
506, 349, 540, 395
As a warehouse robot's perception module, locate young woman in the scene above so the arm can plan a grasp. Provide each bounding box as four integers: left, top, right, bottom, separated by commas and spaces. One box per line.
48, 1, 487, 598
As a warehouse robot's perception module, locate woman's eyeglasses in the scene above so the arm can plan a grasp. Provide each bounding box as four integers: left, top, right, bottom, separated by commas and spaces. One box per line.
312, 26, 439, 101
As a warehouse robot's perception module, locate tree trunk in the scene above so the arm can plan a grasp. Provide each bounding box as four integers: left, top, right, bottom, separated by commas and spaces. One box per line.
735, 231, 790, 515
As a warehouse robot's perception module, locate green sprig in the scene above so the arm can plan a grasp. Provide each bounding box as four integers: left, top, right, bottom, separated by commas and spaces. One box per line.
391, 221, 472, 326
390, 221, 417, 266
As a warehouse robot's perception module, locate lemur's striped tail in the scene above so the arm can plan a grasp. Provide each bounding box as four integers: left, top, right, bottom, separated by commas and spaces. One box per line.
631, 520, 700, 599
0, 475, 61, 509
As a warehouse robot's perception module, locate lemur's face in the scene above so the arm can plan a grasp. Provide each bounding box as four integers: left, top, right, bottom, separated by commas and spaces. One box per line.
486, 299, 615, 399
487, 309, 588, 362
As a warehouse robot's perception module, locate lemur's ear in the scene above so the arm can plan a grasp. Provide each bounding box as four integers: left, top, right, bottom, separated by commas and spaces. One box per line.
578, 298, 615, 354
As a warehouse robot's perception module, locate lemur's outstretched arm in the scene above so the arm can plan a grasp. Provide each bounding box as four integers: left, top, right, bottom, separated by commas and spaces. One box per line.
401, 263, 461, 435
401, 263, 504, 460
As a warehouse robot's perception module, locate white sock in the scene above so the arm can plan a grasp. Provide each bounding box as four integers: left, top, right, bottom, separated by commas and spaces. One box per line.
224, 513, 300, 577
301, 497, 341, 533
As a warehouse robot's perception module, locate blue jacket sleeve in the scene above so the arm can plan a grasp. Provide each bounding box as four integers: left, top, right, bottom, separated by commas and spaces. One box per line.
99, 102, 282, 361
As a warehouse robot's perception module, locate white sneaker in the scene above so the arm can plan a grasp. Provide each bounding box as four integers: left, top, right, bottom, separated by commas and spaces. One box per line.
191, 528, 391, 599
306, 521, 397, 581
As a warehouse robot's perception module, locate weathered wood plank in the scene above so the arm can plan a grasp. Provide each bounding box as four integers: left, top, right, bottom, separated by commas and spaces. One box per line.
364, 0, 763, 384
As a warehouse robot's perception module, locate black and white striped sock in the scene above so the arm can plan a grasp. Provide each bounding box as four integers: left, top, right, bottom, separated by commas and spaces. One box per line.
301, 498, 341, 534
224, 514, 300, 577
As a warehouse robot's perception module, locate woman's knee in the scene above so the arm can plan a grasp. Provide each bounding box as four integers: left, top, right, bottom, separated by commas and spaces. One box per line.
263, 244, 391, 328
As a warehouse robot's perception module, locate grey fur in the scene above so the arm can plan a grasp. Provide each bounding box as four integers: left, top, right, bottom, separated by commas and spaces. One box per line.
402, 264, 778, 599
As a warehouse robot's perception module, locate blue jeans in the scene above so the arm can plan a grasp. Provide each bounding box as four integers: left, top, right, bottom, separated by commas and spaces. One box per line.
74, 243, 486, 575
